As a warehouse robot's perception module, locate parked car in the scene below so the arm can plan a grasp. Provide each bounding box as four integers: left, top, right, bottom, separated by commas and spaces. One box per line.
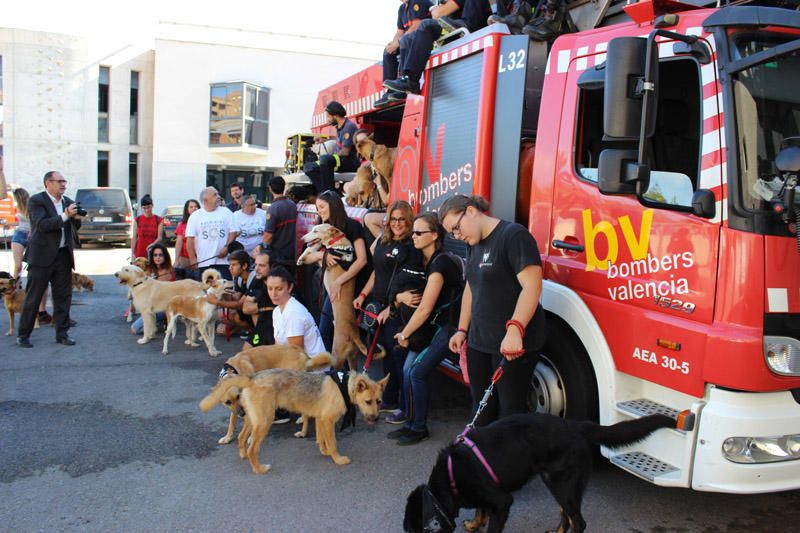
74, 187, 133, 246
161, 205, 183, 244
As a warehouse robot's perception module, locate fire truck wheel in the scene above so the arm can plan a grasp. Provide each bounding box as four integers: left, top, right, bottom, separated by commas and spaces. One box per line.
529, 320, 598, 422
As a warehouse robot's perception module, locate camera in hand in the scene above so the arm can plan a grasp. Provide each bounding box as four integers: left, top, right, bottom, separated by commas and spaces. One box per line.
75, 203, 88, 216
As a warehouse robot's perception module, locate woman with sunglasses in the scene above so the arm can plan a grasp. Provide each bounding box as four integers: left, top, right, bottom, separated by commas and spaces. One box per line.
353, 200, 423, 418
130, 243, 175, 334
310, 191, 369, 351
439, 194, 546, 426
390, 213, 464, 444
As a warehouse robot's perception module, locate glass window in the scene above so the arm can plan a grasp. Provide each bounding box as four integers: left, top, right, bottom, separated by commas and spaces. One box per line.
98, 151, 109, 187
130, 71, 139, 145
98, 116, 109, 143
209, 82, 268, 147
129, 153, 138, 201
99, 66, 109, 113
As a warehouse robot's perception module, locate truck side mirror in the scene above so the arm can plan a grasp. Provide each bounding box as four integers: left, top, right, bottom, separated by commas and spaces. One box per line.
691, 189, 716, 219
598, 149, 641, 195
603, 37, 658, 141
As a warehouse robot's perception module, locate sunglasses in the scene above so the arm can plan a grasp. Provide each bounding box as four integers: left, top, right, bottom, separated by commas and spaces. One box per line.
448, 211, 466, 238
411, 230, 435, 237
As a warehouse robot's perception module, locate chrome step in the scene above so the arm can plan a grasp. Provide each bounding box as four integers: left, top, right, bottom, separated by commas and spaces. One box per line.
610, 451, 679, 482
617, 399, 680, 419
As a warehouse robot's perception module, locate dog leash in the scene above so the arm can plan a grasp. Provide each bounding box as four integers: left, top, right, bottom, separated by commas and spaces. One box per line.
355, 303, 382, 371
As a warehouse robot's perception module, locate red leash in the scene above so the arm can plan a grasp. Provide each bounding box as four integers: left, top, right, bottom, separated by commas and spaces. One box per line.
355, 304, 382, 371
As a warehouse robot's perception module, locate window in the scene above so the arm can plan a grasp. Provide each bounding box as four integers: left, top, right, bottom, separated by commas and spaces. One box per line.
209, 82, 269, 148
98, 66, 110, 143
130, 71, 139, 145
574, 58, 701, 207
129, 153, 138, 201
98, 151, 109, 187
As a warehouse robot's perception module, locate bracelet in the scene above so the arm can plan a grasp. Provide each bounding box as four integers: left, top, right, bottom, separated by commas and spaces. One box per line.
456, 328, 468, 336
359, 292, 367, 299
506, 319, 525, 338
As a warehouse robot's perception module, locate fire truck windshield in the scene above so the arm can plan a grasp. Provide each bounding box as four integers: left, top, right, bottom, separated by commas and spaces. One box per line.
731, 31, 800, 212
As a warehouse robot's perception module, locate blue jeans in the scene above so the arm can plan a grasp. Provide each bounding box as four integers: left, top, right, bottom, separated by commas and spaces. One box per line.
402, 325, 454, 431
319, 295, 334, 352
132, 312, 166, 335
377, 314, 406, 408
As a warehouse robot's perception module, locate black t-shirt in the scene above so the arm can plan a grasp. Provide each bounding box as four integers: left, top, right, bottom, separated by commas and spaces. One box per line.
335, 119, 360, 167
397, 0, 432, 30
265, 196, 298, 264
466, 220, 545, 353
247, 282, 274, 346
372, 237, 423, 307
427, 251, 463, 327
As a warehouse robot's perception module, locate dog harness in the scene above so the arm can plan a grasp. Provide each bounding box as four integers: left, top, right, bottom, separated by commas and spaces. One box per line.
326, 369, 356, 432
218, 363, 238, 379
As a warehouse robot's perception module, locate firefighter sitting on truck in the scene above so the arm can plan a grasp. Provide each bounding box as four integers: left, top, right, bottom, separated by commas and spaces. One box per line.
383, 0, 491, 96
303, 101, 360, 194
375, 0, 433, 109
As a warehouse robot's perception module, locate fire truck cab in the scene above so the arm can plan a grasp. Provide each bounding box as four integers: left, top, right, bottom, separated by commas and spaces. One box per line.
309, 0, 800, 493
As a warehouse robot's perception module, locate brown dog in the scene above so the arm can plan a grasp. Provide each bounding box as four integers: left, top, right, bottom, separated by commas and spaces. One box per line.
0, 274, 34, 336
72, 272, 94, 292
296, 223, 385, 371
199, 369, 389, 474
162, 273, 230, 357
215, 344, 334, 444
344, 164, 384, 208
355, 134, 395, 188
125, 257, 150, 322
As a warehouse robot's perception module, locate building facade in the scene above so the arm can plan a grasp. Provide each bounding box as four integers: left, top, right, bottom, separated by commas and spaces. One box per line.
0, 23, 378, 212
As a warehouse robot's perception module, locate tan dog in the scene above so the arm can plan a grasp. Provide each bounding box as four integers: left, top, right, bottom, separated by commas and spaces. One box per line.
344, 164, 383, 208
355, 134, 395, 187
199, 369, 389, 474
162, 272, 229, 357
125, 257, 150, 323
0, 274, 38, 336
296, 223, 385, 370
114, 265, 204, 344
215, 344, 334, 444
72, 272, 94, 292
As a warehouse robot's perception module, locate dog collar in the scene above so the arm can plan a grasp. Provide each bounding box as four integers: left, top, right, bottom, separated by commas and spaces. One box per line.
218, 363, 238, 379
328, 233, 346, 246
131, 281, 144, 288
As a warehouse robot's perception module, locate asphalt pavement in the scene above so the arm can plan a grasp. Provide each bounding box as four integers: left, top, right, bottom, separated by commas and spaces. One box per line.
0, 248, 799, 532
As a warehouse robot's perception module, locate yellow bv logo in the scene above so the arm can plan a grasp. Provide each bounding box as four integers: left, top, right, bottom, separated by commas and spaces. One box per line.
581, 209, 654, 272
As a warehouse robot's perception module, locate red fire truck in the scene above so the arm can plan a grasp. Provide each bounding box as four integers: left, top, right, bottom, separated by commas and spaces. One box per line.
306, 0, 800, 493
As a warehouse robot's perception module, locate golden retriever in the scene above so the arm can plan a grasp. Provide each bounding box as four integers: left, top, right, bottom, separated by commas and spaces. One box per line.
354, 134, 395, 187
125, 257, 150, 322
199, 369, 389, 473
0, 274, 38, 336
162, 273, 230, 357
114, 265, 204, 344
215, 344, 334, 444
296, 223, 385, 371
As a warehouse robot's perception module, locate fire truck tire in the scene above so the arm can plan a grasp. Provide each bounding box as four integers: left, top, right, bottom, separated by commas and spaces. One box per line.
530, 319, 598, 422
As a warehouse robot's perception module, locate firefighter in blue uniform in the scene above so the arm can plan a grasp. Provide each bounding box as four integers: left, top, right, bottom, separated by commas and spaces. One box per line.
375, 0, 433, 108
383, 0, 491, 96
303, 101, 360, 194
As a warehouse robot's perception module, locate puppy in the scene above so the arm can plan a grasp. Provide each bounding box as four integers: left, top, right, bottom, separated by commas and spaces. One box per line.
297, 223, 385, 370
0, 273, 31, 336
200, 368, 389, 474
162, 272, 229, 357
404, 413, 676, 533
125, 257, 149, 322
215, 344, 334, 444
344, 164, 384, 208
355, 134, 395, 188
72, 272, 94, 292
114, 265, 204, 344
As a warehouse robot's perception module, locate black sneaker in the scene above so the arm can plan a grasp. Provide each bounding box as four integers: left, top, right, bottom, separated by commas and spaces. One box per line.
487, 13, 526, 33
38, 311, 53, 325
383, 76, 421, 95
387, 90, 407, 103
273, 409, 291, 425
374, 91, 393, 108
388, 427, 413, 440
397, 428, 430, 446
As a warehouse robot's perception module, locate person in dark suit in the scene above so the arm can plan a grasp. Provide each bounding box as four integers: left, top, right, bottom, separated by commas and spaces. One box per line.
16, 171, 83, 348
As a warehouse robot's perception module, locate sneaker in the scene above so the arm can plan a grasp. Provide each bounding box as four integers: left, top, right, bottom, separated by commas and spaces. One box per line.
388, 426, 413, 440
386, 90, 407, 103
379, 403, 399, 414
374, 91, 393, 108
385, 412, 408, 425
239, 331, 250, 340
397, 428, 430, 446
383, 76, 421, 95
273, 409, 291, 424
38, 311, 53, 325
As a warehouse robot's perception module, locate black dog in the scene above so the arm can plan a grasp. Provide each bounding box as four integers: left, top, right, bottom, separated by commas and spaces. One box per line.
404, 412, 676, 533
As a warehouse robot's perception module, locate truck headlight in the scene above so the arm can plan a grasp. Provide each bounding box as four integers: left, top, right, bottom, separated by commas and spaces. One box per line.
722, 434, 800, 464
763, 336, 800, 376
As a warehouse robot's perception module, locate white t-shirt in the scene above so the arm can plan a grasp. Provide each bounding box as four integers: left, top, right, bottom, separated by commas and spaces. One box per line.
273, 297, 326, 356
185, 206, 233, 267
232, 208, 267, 254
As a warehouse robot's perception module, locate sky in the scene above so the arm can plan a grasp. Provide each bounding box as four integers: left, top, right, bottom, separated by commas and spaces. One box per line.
5, 0, 401, 57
